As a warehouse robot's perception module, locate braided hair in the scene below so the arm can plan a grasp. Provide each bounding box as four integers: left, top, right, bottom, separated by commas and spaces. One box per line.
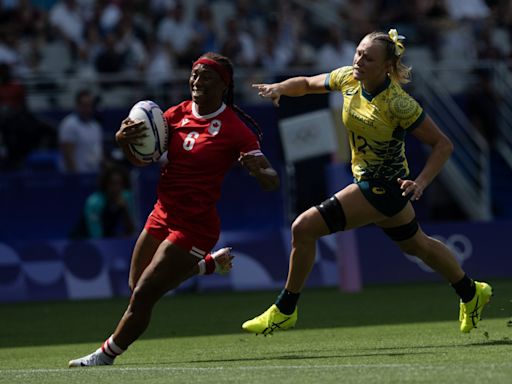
199, 52, 263, 142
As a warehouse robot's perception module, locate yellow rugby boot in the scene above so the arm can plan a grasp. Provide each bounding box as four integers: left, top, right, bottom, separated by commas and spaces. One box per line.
459, 281, 493, 333
242, 304, 297, 336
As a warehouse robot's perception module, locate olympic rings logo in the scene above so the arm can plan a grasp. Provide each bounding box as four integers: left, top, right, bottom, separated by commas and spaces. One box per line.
404, 234, 473, 272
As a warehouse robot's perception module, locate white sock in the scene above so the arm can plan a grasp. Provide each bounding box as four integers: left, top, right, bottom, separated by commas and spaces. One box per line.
100, 335, 125, 360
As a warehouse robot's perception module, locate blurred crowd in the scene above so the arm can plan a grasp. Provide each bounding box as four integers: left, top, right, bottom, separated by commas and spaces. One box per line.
0, 0, 511, 82
0, 0, 510, 168
0, 0, 510, 167
0, 0, 511, 229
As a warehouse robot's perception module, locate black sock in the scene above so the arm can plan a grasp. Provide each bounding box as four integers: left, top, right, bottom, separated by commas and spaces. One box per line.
275, 289, 300, 315
451, 274, 476, 303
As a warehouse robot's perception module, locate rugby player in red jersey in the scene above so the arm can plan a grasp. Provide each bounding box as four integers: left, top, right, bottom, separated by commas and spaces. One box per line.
69, 52, 279, 367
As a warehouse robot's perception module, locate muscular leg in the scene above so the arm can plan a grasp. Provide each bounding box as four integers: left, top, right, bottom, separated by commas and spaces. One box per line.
285, 184, 386, 293
129, 229, 162, 291
113, 241, 199, 349
241, 184, 388, 333
377, 203, 464, 283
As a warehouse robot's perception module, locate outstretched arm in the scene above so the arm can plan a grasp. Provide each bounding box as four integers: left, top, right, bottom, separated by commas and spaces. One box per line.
252, 74, 329, 107
239, 151, 280, 191
398, 115, 453, 200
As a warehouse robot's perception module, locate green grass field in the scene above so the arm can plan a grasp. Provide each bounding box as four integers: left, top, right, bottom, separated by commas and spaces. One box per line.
1, 280, 512, 384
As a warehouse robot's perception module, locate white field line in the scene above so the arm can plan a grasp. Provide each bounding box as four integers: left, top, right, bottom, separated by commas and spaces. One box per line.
2, 363, 512, 374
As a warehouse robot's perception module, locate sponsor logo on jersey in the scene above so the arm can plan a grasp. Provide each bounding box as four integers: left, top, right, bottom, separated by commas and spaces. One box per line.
371, 186, 386, 195
208, 119, 221, 135
181, 118, 189, 126
345, 88, 357, 96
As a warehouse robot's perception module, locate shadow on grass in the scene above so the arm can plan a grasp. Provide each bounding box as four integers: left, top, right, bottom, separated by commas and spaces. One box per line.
164, 339, 512, 365
2, 280, 511, 348
183, 351, 433, 364
119, 339, 512, 366
367, 338, 512, 352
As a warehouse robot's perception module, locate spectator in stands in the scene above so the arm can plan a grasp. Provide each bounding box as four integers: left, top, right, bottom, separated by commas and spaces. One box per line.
78, 23, 103, 72
48, 0, 84, 60
192, 3, 220, 54
58, 89, 103, 173
259, 34, 291, 72
221, 17, 257, 67
115, 13, 147, 73
0, 62, 25, 111
415, 0, 452, 61
94, 32, 126, 74
156, 0, 196, 67
0, 28, 27, 75
72, 164, 136, 239
243, 29, 493, 336
68, 52, 280, 367
337, 0, 377, 42
98, 0, 122, 34
314, 25, 356, 72
0, 63, 55, 170
466, 68, 499, 146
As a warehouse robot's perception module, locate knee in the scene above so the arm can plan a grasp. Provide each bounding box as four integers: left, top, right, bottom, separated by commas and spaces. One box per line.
130, 282, 159, 312
291, 213, 319, 243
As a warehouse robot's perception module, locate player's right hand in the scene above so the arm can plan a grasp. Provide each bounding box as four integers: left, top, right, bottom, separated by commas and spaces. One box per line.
252, 83, 281, 107
115, 117, 148, 145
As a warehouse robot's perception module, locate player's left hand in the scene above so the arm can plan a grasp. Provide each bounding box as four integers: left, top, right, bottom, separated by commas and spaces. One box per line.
238, 153, 277, 177
239, 153, 279, 191
211, 247, 234, 275
397, 178, 425, 201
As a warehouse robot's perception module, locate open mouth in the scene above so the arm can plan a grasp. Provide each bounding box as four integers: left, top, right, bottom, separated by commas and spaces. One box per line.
192, 88, 205, 97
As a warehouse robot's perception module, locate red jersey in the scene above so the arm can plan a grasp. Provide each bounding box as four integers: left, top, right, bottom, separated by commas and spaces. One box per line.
157, 100, 260, 234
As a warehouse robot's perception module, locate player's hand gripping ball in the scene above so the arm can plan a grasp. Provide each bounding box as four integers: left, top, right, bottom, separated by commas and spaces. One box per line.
127, 100, 168, 163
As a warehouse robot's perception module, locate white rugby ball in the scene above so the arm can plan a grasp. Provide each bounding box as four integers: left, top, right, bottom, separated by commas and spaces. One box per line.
128, 100, 168, 163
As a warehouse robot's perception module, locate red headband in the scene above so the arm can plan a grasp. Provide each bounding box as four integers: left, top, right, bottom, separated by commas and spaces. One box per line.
192, 57, 231, 86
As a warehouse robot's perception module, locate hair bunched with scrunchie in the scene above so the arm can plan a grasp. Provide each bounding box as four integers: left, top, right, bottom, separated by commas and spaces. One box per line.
367, 29, 412, 84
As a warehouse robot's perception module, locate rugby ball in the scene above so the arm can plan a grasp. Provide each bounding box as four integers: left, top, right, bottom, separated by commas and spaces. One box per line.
128, 100, 168, 163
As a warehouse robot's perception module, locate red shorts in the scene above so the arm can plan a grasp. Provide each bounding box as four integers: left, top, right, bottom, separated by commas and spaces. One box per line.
144, 201, 219, 259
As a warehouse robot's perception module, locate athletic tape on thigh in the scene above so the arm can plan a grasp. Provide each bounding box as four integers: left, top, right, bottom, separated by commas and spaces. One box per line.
315, 196, 346, 233
381, 217, 419, 241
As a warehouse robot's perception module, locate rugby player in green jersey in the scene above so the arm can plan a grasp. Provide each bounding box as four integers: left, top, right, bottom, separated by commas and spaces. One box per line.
243, 29, 491, 336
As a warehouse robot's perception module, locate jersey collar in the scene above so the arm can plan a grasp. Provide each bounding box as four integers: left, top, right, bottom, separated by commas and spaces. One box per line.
361, 77, 391, 101
192, 102, 226, 119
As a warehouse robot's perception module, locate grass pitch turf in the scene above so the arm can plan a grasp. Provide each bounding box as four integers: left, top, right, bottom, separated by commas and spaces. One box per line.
1, 280, 511, 383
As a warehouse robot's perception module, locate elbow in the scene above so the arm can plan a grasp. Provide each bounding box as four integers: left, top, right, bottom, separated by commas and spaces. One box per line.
434, 135, 453, 160
444, 137, 454, 157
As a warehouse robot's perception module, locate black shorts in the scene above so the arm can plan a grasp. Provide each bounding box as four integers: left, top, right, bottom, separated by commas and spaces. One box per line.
357, 178, 410, 217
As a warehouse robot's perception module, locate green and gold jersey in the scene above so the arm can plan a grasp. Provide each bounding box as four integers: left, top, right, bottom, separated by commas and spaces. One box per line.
327, 66, 425, 181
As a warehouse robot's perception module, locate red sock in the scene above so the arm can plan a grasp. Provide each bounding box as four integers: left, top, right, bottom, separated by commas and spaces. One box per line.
198, 254, 216, 275
101, 335, 125, 359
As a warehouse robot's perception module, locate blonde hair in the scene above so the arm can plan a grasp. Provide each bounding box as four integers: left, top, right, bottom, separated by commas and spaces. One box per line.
365, 31, 412, 84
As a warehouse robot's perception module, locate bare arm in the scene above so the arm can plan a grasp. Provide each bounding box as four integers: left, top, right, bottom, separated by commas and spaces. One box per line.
252, 74, 329, 107
239, 152, 280, 191
398, 115, 453, 200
